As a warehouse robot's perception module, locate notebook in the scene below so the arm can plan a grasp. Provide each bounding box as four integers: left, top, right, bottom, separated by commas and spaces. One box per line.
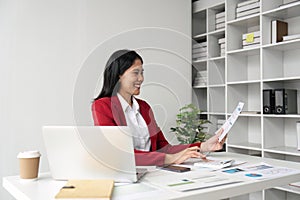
43, 126, 147, 183
55, 179, 114, 200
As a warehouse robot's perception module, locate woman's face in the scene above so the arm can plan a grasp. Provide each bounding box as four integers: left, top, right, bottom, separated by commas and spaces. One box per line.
119, 59, 144, 97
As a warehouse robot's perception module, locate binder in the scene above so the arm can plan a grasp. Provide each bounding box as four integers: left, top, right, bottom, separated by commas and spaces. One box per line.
271, 20, 288, 43
263, 89, 274, 114
274, 89, 297, 114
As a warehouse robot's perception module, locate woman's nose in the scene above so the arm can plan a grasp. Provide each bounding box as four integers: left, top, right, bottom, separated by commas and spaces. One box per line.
138, 73, 144, 82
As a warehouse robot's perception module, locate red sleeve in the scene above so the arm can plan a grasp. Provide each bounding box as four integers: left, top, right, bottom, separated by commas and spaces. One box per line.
134, 149, 166, 166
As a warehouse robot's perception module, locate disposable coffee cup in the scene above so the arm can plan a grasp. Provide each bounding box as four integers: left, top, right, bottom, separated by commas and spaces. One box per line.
17, 150, 41, 181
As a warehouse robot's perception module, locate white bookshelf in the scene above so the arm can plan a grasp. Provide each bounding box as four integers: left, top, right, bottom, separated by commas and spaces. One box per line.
192, 0, 300, 199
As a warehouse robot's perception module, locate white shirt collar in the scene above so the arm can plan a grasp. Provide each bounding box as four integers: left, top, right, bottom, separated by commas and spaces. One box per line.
117, 93, 139, 113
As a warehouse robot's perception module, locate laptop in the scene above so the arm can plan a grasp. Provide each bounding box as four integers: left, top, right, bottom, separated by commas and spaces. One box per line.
42, 126, 147, 183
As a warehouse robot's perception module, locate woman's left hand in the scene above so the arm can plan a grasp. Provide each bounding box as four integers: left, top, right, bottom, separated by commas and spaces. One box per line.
200, 128, 226, 153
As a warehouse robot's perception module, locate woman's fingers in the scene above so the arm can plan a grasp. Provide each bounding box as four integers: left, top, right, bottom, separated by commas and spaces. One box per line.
187, 146, 200, 152
173, 148, 205, 164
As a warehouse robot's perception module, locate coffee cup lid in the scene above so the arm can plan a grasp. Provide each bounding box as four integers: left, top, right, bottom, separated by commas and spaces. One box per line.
17, 150, 41, 158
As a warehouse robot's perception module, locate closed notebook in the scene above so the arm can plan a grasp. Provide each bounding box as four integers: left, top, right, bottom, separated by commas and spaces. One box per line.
55, 180, 114, 200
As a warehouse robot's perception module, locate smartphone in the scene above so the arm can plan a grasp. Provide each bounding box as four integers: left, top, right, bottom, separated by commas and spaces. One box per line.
161, 165, 191, 173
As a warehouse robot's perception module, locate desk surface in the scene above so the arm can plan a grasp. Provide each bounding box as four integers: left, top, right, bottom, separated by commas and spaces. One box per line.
3, 152, 300, 200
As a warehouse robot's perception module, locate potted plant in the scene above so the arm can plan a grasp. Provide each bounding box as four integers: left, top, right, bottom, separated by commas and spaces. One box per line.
170, 104, 210, 144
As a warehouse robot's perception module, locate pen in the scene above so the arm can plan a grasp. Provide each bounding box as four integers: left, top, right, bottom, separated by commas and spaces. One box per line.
221, 160, 233, 164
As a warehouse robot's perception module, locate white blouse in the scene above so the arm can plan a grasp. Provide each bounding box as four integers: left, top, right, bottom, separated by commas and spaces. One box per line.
117, 93, 151, 151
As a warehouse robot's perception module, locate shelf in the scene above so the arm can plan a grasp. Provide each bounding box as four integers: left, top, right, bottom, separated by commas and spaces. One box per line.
264, 146, 300, 157
275, 185, 300, 195
193, 85, 207, 89
263, 114, 300, 118
227, 14, 260, 27
262, 2, 300, 19
192, 59, 207, 64
227, 80, 261, 85
262, 38, 300, 51
239, 113, 261, 117
208, 56, 225, 61
227, 47, 260, 56
227, 142, 262, 151
263, 76, 300, 82
208, 84, 225, 88
193, 33, 207, 40
208, 28, 225, 36
208, 112, 226, 116
192, 3, 300, 198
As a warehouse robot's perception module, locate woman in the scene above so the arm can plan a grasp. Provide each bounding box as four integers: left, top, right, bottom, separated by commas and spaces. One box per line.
92, 49, 225, 166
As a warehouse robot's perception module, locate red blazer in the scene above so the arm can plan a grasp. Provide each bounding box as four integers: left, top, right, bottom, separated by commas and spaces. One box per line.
92, 96, 200, 166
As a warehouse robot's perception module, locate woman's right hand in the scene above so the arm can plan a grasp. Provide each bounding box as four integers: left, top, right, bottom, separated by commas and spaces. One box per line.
164, 146, 206, 165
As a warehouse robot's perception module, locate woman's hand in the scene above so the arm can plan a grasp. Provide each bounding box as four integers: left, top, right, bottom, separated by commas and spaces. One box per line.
164, 129, 226, 165
200, 128, 226, 153
164, 146, 206, 165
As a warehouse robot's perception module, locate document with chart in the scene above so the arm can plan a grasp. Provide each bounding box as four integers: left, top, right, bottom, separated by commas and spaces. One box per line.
217, 102, 244, 142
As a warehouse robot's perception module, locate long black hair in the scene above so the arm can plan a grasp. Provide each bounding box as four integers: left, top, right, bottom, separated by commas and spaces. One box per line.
94, 49, 143, 101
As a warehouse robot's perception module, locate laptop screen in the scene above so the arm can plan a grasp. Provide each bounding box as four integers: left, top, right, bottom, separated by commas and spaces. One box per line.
43, 126, 138, 182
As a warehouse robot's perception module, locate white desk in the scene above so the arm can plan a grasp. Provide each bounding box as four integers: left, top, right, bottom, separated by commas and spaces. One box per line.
3, 152, 300, 200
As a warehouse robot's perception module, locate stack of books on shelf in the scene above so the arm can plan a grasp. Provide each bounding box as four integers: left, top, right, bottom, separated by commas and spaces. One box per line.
193, 70, 207, 87
218, 37, 225, 56
283, 33, 300, 42
215, 11, 225, 30
242, 30, 260, 49
271, 20, 288, 43
236, 0, 260, 19
192, 42, 207, 61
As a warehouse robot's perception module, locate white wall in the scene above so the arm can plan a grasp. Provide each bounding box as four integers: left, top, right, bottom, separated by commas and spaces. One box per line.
0, 0, 191, 199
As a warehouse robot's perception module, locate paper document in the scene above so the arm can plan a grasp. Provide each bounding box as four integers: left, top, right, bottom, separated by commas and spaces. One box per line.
144, 171, 244, 192
217, 102, 244, 142
233, 162, 300, 180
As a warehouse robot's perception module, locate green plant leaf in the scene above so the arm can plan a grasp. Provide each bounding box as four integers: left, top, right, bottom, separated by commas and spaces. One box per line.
170, 104, 211, 144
